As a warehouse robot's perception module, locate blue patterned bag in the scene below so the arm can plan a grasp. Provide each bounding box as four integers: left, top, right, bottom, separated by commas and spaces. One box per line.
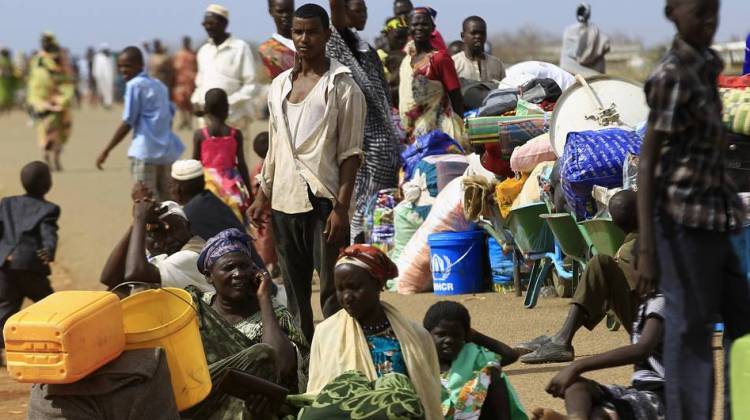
561, 128, 642, 220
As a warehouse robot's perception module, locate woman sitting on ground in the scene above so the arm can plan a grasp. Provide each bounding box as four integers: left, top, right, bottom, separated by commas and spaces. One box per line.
185, 228, 308, 419
423, 301, 528, 420
300, 244, 442, 419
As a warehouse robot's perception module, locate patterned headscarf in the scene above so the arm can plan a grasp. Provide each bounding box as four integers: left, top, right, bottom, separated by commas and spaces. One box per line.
410, 6, 437, 24
197, 228, 253, 275
383, 16, 408, 33
336, 244, 399, 289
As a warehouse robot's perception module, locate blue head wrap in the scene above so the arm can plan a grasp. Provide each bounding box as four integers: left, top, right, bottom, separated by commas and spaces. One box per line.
197, 228, 254, 275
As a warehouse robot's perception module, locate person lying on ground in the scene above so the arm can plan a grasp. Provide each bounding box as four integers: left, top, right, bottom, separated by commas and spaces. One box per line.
298, 244, 443, 419
517, 189, 639, 364
0, 161, 59, 363
423, 301, 527, 420
95, 46, 184, 202
182, 228, 308, 419
531, 292, 665, 420
99, 191, 209, 293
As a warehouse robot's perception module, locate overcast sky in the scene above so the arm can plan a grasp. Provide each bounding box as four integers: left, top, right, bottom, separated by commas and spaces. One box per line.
2, 0, 748, 55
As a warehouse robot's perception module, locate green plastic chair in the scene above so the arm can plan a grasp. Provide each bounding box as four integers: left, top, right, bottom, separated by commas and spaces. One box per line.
578, 219, 626, 257
506, 203, 555, 308
541, 213, 589, 298
732, 334, 750, 419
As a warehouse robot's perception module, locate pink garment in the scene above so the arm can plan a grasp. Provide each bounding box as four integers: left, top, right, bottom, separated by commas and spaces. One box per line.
200, 128, 250, 217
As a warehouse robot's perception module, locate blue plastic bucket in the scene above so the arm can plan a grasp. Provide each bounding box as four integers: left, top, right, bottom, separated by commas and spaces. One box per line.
488, 236, 513, 285
428, 230, 485, 295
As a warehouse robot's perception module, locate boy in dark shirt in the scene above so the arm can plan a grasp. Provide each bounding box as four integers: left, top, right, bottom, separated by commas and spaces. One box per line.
0, 161, 60, 359
636, 0, 750, 418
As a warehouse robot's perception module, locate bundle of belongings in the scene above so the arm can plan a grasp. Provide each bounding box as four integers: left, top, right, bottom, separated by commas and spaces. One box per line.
718, 75, 750, 192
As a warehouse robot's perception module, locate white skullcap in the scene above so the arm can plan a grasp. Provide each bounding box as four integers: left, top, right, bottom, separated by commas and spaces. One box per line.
158, 201, 188, 221
171, 159, 204, 181
206, 4, 229, 20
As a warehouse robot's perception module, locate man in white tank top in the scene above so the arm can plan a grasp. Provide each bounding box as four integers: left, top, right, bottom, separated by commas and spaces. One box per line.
249, 4, 366, 341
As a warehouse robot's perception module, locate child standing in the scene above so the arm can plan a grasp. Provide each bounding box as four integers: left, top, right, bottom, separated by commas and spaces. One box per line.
423, 301, 526, 420
636, 0, 750, 418
96, 46, 185, 201
192, 88, 251, 222
0, 162, 60, 360
249, 132, 278, 275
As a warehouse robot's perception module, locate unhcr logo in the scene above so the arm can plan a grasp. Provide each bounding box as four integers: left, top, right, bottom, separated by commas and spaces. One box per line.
432, 254, 452, 282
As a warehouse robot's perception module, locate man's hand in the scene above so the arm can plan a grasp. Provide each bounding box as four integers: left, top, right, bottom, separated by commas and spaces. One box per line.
635, 250, 660, 297
37, 249, 52, 265
133, 199, 157, 220
131, 182, 154, 202
545, 363, 580, 399
96, 150, 109, 170
247, 191, 269, 228
325, 206, 349, 245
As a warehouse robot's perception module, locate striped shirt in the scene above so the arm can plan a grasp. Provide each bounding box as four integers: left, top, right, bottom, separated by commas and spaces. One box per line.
631, 294, 665, 385
645, 37, 744, 232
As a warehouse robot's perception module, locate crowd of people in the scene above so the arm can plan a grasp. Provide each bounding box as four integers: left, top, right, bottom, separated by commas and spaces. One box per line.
0, 0, 749, 419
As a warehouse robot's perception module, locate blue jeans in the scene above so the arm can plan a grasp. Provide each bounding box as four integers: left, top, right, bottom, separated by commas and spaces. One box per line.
657, 216, 750, 420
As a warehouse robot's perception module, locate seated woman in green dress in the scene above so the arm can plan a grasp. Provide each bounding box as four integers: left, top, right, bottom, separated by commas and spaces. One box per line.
186, 228, 308, 419
423, 301, 528, 420
298, 244, 443, 419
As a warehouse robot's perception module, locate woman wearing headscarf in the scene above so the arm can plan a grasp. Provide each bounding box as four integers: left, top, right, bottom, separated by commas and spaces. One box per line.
185, 228, 308, 419
327, 0, 401, 243
399, 7, 465, 145
298, 244, 443, 419
26, 33, 75, 171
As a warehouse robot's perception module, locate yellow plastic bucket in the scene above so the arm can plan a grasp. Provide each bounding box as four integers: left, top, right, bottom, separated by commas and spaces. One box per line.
121, 288, 211, 411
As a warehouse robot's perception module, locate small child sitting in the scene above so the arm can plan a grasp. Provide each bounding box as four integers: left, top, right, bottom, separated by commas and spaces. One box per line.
532, 291, 665, 420
0, 161, 60, 360
423, 301, 527, 420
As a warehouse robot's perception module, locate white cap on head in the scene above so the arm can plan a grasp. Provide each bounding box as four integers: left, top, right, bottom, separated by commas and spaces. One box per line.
206, 4, 229, 20
171, 159, 204, 181
158, 201, 188, 221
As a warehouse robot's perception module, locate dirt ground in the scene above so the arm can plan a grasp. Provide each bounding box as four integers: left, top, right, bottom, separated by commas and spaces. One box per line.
0, 107, 725, 418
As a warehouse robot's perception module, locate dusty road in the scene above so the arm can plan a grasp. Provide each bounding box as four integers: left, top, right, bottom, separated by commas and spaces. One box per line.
0, 107, 724, 418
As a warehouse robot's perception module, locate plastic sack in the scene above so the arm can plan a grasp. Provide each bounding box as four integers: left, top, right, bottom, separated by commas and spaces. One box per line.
389, 201, 431, 266
515, 99, 546, 116
623, 153, 640, 191
720, 88, 750, 136
510, 133, 557, 173
488, 236, 514, 284
561, 128, 642, 220
496, 174, 529, 218
512, 161, 555, 210
363, 189, 398, 253
402, 130, 465, 181
396, 177, 474, 294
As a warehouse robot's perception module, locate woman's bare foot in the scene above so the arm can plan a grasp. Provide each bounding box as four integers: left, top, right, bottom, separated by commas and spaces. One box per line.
531, 407, 568, 420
